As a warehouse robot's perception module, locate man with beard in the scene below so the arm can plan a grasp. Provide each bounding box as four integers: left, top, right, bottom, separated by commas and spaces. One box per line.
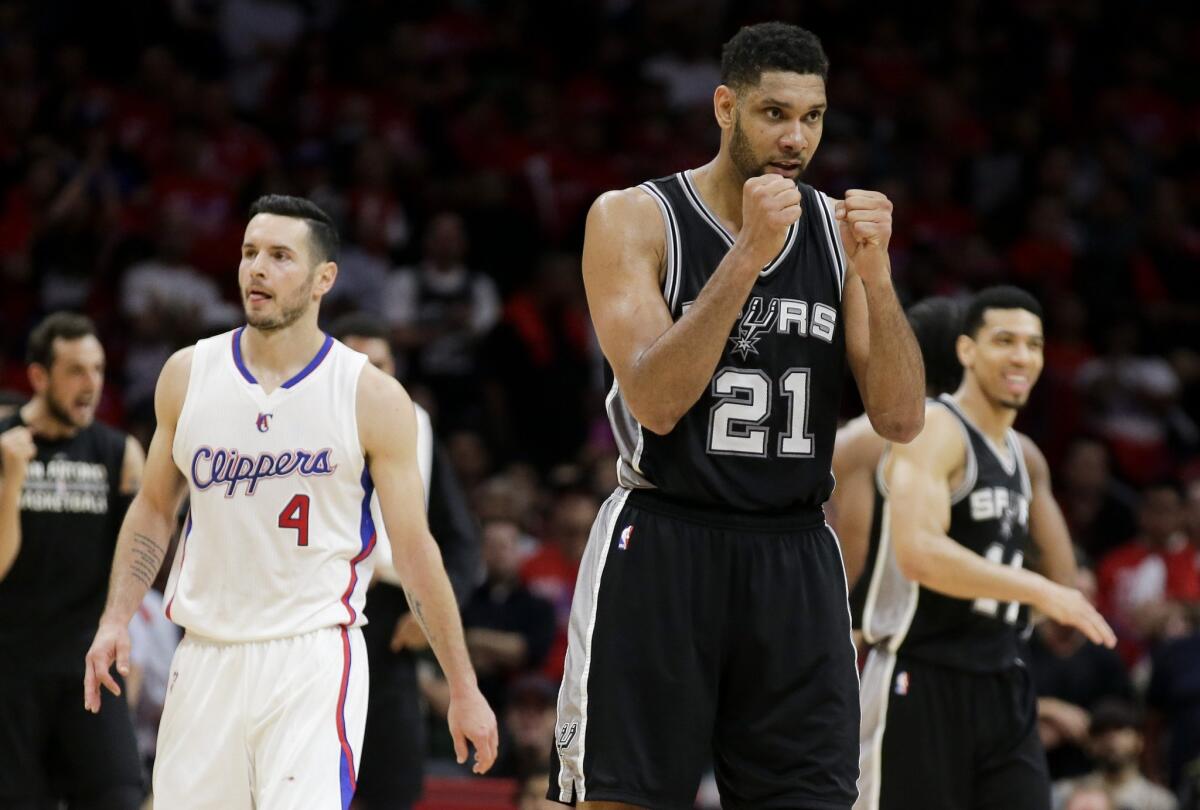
0, 312, 145, 808
81, 195, 497, 808
550, 22, 926, 810
1053, 701, 1177, 810
855, 286, 1118, 810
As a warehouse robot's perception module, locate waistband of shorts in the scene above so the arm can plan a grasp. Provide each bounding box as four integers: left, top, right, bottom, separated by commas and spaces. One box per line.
624, 488, 825, 532
182, 624, 356, 647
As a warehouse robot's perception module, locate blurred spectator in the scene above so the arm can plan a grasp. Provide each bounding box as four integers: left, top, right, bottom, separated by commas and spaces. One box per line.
384, 211, 499, 430
1062, 780, 1116, 810
521, 491, 598, 681
492, 673, 559, 780
1076, 320, 1195, 484
461, 518, 556, 713
484, 252, 594, 468
1097, 482, 1200, 663
1148, 605, 1200, 792
1052, 701, 1177, 810
1057, 438, 1140, 559
1032, 564, 1135, 780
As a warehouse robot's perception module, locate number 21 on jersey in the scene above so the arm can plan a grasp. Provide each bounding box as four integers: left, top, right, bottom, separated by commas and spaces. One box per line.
708, 367, 814, 457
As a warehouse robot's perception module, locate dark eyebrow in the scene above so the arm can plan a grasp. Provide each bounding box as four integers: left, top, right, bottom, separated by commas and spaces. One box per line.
242, 243, 296, 253
760, 98, 827, 113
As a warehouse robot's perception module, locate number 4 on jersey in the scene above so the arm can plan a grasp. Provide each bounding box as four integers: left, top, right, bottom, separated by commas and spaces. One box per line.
278, 494, 310, 547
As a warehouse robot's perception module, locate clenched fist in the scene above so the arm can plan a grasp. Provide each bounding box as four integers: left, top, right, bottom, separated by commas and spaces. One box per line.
737, 175, 802, 269
834, 189, 893, 258
0, 426, 35, 479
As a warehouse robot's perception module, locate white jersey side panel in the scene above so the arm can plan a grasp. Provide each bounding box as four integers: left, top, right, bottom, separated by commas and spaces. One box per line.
164, 329, 375, 641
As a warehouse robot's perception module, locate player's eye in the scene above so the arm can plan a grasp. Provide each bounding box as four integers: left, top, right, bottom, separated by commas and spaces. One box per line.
766, 107, 782, 119
273, 251, 288, 261
807, 110, 823, 122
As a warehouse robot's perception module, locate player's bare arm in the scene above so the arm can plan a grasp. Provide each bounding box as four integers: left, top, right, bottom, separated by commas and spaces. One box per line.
84, 347, 192, 712
1019, 433, 1078, 589
357, 363, 498, 773
838, 189, 924, 443
830, 414, 885, 588
583, 175, 800, 435
887, 404, 1115, 647
0, 424, 36, 580
119, 434, 146, 496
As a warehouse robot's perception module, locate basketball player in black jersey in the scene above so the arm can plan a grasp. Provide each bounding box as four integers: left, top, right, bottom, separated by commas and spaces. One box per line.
549, 23, 925, 810
854, 287, 1117, 810
0, 313, 144, 808
834, 297, 966, 644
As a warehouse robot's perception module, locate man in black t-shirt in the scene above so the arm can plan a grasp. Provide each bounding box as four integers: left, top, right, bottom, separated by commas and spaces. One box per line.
0, 312, 144, 809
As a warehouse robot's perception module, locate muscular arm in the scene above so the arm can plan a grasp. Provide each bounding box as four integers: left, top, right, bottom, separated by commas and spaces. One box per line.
358, 364, 496, 770
888, 407, 1046, 602
119, 435, 146, 496
0, 459, 25, 580
85, 349, 191, 711
829, 415, 885, 589
584, 180, 797, 435
1020, 433, 1078, 588
836, 191, 924, 442
887, 406, 1114, 646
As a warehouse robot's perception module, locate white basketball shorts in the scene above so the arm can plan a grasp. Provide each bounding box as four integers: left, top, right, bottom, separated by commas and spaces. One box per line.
153, 625, 368, 809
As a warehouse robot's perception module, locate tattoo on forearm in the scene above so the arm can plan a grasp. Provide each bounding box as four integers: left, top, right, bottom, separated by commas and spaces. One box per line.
129, 533, 165, 589
403, 586, 436, 644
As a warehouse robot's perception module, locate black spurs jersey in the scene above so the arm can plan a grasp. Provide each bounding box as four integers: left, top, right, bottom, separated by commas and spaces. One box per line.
857, 395, 1034, 671
0, 414, 128, 673
607, 170, 848, 513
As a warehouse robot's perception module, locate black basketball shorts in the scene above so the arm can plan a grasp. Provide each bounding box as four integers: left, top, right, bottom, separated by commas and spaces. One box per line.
856, 650, 1050, 810
548, 488, 860, 810
0, 669, 142, 807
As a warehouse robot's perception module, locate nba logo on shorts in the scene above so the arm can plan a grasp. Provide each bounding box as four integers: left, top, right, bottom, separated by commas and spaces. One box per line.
618, 525, 633, 550
894, 671, 910, 696
256, 412, 272, 432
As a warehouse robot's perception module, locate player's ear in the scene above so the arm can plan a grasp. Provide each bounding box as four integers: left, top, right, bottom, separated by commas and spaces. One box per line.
956, 333, 975, 369
314, 261, 338, 296
27, 362, 49, 395
714, 85, 737, 130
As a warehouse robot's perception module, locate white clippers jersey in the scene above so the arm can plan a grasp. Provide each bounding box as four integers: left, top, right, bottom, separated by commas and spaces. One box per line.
164, 327, 376, 642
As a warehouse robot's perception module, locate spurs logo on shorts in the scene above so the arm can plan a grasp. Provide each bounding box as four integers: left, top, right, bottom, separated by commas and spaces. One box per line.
557, 722, 578, 749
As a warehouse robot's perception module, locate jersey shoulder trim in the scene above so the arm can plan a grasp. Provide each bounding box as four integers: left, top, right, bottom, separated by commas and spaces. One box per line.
637, 181, 682, 313
815, 191, 847, 297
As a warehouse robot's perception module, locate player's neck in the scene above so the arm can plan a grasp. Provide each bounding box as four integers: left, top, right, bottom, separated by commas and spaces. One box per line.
19, 399, 78, 440
691, 156, 748, 234
241, 319, 327, 392
953, 382, 1015, 445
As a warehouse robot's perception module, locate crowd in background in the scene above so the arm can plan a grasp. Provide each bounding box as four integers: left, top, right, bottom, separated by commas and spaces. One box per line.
1, 1, 1198, 808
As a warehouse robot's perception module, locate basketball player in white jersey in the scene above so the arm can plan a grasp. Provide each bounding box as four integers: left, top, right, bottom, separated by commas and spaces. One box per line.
82, 195, 497, 809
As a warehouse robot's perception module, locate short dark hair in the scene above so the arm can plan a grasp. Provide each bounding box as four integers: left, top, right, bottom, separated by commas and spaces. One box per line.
327, 311, 388, 343
962, 286, 1043, 338
26, 312, 98, 368
721, 22, 829, 90
907, 297, 963, 397
1089, 700, 1141, 736
249, 194, 340, 263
